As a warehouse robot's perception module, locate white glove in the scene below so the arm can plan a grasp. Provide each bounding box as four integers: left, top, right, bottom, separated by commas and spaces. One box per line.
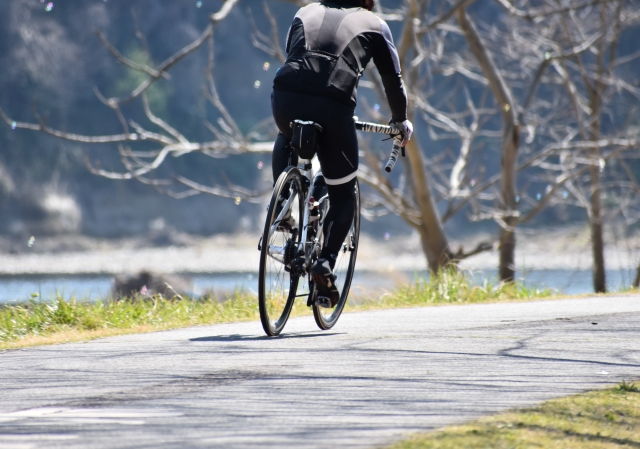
394, 119, 413, 146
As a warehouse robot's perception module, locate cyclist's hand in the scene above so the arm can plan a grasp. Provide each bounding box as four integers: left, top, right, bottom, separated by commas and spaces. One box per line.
393, 119, 413, 146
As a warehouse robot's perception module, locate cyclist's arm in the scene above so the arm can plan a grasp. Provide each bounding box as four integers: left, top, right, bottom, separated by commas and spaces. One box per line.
284, 17, 304, 55
284, 24, 292, 54
370, 19, 408, 123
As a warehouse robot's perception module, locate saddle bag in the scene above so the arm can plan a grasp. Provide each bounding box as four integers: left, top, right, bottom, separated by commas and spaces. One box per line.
290, 120, 323, 160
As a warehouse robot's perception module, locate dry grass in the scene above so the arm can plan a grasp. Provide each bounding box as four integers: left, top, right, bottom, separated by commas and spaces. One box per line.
387, 382, 640, 449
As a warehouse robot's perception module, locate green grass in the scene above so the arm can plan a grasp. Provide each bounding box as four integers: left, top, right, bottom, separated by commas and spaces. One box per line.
0, 290, 263, 350
387, 382, 640, 449
353, 269, 552, 310
0, 270, 552, 350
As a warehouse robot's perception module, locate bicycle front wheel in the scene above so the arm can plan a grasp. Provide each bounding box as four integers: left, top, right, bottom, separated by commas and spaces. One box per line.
258, 167, 305, 336
313, 179, 360, 330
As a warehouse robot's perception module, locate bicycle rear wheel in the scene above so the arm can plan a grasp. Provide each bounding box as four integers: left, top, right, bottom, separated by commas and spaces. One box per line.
259, 167, 304, 336
312, 179, 360, 330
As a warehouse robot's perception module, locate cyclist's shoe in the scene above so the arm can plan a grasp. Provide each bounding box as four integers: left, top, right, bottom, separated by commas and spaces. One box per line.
311, 258, 339, 308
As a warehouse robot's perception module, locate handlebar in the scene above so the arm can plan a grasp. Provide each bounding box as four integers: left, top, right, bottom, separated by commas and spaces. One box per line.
354, 120, 404, 173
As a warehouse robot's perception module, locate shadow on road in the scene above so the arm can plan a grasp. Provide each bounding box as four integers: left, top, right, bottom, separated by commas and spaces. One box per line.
190, 332, 344, 342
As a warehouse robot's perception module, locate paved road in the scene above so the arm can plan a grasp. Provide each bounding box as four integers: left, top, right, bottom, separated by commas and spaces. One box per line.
1, 296, 639, 448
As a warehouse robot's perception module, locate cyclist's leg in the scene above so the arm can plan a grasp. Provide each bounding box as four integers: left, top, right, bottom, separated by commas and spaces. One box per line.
272, 88, 358, 267
271, 90, 299, 184
319, 178, 356, 268
270, 90, 306, 230
269, 133, 298, 231
311, 172, 327, 200
272, 132, 299, 184
309, 100, 357, 306
314, 101, 359, 269
311, 175, 356, 307
312, 178, 359, 326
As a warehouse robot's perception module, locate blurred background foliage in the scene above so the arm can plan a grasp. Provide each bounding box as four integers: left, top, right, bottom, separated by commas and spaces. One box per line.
0, 0, 291, 237
1, 0, 639, 240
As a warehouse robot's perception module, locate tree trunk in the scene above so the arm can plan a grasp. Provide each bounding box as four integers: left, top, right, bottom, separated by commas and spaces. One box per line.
499, 227, 515, 281
394, 0, 452, 273
589, 164, 606, 292
499, 124, 520, 282
584, 3, 612, 294
457, 7, 520, 282
404, 135, 453, 272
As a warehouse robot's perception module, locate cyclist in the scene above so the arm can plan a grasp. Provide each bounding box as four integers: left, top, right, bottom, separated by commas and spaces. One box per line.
271, 0, 412, 307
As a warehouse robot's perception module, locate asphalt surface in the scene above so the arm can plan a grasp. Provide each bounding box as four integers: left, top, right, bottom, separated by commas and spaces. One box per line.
1, 295, 639, 449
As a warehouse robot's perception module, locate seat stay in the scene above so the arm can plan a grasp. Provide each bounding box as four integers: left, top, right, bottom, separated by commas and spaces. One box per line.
297, 158, 315, 270
269, 188, 297, 236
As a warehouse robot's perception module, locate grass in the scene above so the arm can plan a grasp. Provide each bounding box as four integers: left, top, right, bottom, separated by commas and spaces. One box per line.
0, 290, 262, 351
386, 382, 640, 449
352, 269, 552, 310
1, 270, 553, 350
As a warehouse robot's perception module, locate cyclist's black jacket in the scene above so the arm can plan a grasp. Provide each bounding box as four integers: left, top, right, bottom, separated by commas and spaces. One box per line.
273, 1, 408, 122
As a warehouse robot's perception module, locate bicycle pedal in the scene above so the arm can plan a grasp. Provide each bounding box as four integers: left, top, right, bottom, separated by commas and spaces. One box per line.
314, 296, 332, 309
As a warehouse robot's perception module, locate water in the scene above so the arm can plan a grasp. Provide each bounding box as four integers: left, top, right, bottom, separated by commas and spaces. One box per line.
0, 269, 635, 304
0, 271, 417, 304
514, 269, 634, 294
0, 275, 112, 304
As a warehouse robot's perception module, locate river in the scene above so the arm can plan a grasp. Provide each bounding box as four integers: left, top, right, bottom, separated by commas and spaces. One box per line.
0, 268, 635, 304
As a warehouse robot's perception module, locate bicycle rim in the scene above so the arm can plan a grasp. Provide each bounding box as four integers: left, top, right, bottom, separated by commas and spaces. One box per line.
258, 168, 304, 336
313, 179, 360, 330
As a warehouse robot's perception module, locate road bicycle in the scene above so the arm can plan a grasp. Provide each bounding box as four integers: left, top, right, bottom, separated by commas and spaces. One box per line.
258, 119, 403, 336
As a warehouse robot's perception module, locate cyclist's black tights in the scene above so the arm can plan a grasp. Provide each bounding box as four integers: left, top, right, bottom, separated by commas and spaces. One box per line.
272, 139, 354, 270
271, 89, 358, 270
271, 132, 297, 182
321, 179, 356, 268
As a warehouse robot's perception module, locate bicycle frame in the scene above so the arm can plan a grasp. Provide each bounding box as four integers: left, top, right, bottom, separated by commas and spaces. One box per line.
267, 158, 318, 274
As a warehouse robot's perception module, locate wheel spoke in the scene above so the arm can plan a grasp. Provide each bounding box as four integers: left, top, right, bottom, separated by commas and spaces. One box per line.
259, 169, 304, 336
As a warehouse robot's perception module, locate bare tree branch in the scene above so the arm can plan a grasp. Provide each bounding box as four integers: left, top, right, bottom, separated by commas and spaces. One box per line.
95, 30, 169, 80
174, 176, 270, 203
249, 2, 287, 64
494, 0, 615, 21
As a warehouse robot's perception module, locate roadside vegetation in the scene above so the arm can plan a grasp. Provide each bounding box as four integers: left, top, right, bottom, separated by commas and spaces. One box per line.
0, 290, 259, 351
388, 382, 640, 449
357, 269, 551, 310
1, 270, 552, 350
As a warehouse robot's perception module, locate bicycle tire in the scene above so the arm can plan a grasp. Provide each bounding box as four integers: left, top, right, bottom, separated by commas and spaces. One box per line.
312, 178, 360, 330
258, 167, 305, 336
